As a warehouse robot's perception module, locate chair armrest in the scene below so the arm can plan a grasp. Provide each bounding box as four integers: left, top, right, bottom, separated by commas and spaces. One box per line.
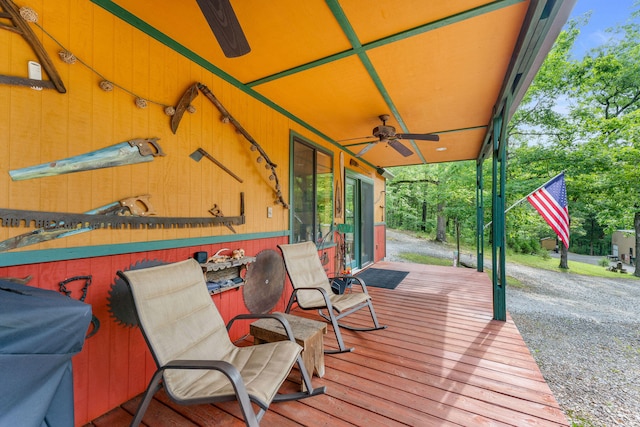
227, 313, 296, 342
291, 286, 335, 311
330, 275, 369, 294
160, 360, 258, 426
160, 360, 246, 394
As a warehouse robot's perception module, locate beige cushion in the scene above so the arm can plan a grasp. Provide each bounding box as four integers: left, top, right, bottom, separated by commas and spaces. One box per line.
124, 259, 301, 405
280, 241, 371, 312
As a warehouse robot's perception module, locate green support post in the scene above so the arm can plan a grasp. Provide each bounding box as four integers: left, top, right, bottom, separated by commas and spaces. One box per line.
476, 161, 484, 272
491, 112, 507, 321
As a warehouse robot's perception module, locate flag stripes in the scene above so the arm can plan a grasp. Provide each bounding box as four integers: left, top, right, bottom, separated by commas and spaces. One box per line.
528, 190, 570, 247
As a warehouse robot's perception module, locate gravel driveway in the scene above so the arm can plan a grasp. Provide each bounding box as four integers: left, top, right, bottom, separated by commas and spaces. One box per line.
385, 229, 640, 427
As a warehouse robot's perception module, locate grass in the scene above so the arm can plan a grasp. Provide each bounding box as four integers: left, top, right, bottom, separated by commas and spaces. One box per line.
398, 252, 453, 266
397, 252, 527, 288
392, 230, 638, 280
507, 252, 639, 279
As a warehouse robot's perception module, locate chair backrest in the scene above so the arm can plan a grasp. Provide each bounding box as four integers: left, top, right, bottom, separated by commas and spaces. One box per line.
279, 242, 332, 308
121, 259, 235, 368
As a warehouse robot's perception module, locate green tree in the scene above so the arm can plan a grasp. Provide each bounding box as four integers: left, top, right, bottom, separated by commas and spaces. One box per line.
509, 5, 640, 273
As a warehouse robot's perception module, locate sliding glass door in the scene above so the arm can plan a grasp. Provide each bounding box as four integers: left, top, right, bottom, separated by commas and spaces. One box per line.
344, 173, 374, 271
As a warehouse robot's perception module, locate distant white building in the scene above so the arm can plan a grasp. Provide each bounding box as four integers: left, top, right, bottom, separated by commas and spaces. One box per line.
612, 230, 635, 264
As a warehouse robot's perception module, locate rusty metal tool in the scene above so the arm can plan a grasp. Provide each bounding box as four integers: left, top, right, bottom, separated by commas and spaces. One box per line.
190, 148, 243, 183
0, 194, 245, 235
0, 195, 155, 252
197, 83, 288, 208
0, 208, 245, 231
242, 249, 285, 314
209, 204, 236, 233
171, 83, 199, 134
9, 138, 164, 181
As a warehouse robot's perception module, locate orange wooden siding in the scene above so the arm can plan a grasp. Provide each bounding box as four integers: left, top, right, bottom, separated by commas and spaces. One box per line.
1, 1, 378, 252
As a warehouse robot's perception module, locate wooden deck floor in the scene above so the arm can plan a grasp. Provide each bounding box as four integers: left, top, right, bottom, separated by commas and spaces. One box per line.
88, 262, 568, 426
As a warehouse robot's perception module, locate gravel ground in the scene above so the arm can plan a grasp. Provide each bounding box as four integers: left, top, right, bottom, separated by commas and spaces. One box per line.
385, 229, 640, 427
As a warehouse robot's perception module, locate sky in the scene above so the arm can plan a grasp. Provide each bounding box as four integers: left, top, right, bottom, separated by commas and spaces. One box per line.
566, 0, 638, 57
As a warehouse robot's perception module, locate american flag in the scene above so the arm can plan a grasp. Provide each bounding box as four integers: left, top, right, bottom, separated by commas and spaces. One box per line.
527, 173, 570, 248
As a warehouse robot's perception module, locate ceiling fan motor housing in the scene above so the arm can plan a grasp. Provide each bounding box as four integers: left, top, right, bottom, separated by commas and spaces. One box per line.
373, 124, 396, 140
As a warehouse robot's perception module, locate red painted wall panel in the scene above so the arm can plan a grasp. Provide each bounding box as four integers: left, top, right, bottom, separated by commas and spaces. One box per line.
0, 236, 290, 425
375, 224, 386, 262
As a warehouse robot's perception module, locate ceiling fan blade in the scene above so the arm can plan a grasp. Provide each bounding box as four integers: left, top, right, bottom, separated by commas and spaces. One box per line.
388, 139, 413, 157
196, 0, 251, 58
355, 142, 377, 157
397, 133, 440, 141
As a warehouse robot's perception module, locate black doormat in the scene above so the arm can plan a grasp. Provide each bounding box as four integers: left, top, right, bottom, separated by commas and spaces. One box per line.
355, 268, 409, 290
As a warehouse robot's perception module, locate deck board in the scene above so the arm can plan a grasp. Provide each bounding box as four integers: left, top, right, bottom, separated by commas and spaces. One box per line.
86, 261, 568, 426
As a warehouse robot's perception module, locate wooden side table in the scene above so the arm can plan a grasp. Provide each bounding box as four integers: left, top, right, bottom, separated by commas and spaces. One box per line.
250, 313, 327, 391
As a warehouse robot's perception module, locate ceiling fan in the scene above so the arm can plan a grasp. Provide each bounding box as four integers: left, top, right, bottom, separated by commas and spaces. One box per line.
355, 114, 440, 157
196, 0, 250, 58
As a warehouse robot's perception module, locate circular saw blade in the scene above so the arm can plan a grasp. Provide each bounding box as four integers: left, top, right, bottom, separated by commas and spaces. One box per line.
107, 259, 166, 327
242, 249, 285, 314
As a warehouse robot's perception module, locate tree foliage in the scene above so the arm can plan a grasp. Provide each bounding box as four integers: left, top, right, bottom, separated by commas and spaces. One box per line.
386, 5, 640, 274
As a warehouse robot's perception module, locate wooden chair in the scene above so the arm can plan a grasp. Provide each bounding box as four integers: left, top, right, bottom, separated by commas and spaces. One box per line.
118, 258, 325, 427
279, 241, 386, 354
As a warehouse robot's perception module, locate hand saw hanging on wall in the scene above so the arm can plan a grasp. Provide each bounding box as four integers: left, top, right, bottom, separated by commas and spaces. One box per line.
9, 138, 164, 181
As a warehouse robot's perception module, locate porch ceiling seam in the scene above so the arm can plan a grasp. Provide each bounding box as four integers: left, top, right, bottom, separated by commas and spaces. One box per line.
246, 0, 526, 88
325, 0, 427, 164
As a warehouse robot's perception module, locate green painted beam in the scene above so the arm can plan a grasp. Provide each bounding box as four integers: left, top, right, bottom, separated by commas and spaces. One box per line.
248, 0, 525, 87
0, 230, 289, 267
89, 0, 339, 148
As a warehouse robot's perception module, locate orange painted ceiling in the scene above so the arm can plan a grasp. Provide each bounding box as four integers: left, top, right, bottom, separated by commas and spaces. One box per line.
103, 0, 575, 169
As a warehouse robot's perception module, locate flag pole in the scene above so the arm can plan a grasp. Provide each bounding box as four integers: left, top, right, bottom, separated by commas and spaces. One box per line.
483, 171, 565, 229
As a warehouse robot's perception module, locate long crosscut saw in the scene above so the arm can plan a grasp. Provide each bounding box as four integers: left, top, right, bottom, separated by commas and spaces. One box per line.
0, 193, 245, 250
9, 138, 164, 181
0, 195, 155, 251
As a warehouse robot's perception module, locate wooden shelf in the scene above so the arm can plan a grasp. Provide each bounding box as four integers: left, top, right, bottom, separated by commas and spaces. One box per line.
209, 282, 243, 295
200, 256, 255, 272
200, 256, 255, 295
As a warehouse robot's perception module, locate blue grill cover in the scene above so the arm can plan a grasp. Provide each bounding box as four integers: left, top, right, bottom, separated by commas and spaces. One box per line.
0, 280, 92, 427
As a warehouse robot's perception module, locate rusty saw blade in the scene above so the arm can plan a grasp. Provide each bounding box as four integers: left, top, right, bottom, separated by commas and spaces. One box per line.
0, 208, 245, 231
242, 249, 285, 314
0, 195, 155, 252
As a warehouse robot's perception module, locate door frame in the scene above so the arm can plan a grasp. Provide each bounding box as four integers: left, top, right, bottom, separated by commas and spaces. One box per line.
344, 170, 374, 271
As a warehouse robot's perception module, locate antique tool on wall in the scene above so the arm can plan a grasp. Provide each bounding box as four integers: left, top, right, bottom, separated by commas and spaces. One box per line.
209, 204, 236, 233
0, 193, 245, 231
190, 147, 243, 183
335, 152, 343, 218
242, 249, 285, 314
9, 138, 164, 181
58, 275, 100, 338
197, 83, 288, 208
0, 0, 66, 92
0, 195, 155, 252
170, 83, 199, 134
107, 259, 166, 327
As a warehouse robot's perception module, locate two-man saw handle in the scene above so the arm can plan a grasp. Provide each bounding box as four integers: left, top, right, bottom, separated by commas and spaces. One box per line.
128, 138, 165, 157
119, 195, 156, 216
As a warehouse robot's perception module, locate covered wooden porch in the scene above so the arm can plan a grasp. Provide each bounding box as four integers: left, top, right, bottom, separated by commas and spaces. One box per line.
87, 261, 568, 426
